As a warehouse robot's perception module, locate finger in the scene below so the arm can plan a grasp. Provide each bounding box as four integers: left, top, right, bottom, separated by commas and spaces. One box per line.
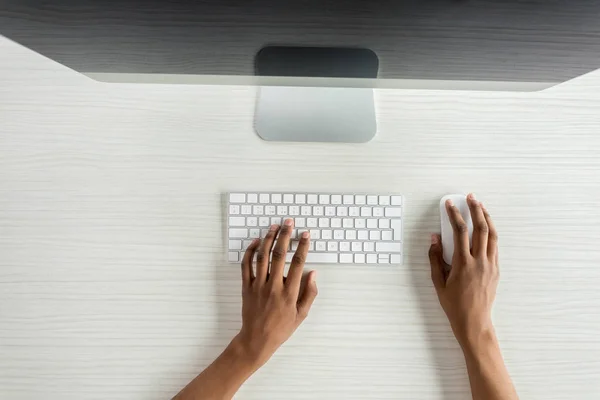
256, 224, 279, 285
445, 199, 471, 261
467, 194, 488, 257
428, 234, 448, 290
269, 218, 294, 283
482, 203, 498, 259
286, 230, 310, 298
241, 238, 259, 287
297, 270, 318, 320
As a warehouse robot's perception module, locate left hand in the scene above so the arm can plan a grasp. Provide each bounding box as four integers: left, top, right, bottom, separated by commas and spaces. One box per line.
233, 218, 318, 368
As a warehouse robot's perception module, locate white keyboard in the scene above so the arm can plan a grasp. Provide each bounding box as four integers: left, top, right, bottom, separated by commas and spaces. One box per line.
227, 192, 403, 265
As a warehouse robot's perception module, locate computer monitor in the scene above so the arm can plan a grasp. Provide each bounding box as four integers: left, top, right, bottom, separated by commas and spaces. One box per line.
3, 0, 599, 141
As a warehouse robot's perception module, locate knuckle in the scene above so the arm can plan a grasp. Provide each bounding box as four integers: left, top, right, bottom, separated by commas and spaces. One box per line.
256, 251, 267, 264
457, 223, 468, 234
271, 248, 286, 261
291, 253, 306, 265
489, 231, 499, 241
477, 222, 489, 234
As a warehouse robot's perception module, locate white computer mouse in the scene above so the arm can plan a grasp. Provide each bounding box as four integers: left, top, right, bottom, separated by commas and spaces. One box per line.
440, 194, 473, 265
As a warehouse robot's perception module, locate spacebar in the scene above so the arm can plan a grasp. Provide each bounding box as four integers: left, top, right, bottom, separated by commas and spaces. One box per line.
285, 253, 339, 264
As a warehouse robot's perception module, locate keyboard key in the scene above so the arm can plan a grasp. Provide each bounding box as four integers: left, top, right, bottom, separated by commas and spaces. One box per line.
367, 219, 378, 228
229, 240, 242, 250
367, 254, 377, 263
265, 206, 276, 215
310, 229, 321, 239
319, 194, 330, 204
307, 194, 318, 204
253, 205, 264, 215
308, 241, 315, 251
343, 194, 354, 204
378, 254, 390, 264
261, 229, 269, 238
271, 193, 282, 204
367, 195, 378, 205
364, 242, 375, 252
247, 217, 258, 226
337, 206, 348, 216
271, 217, 282, 225
259, 194, 270, 203
229, 193, 246, 203
290, 229, 298, 239
340, 253, 353, 263
379, 219, 390, 229
322, 229, 333, 239
286, 252, 339, 264
358, 230, 369, 240
259, 217, 270, 227
318, 218, 330, 228
229, 228, 248, 238
249, 229, 260, 238
334, 230, 345, 239
325, 206, 336, 216
355, 195, 366, 205
349, 207, 360, 216
382, 230, 393, 241
328, 241, 338, 251
301, 206, 312, 216
277, 206, 288, 215
295, 194, 306, 204
391, 219, 403, 241
346, 230, 357, 240
355, 219, 366, 228
242, 240, 253, 250
331, 195, 342, 204
379, 195, 390, 205
229, 205, 240, 214
307, 218, 318, 227
355, 253, 366, 263
391, 196, 402, 206
313, 206, 324, 216
283, 194, 294, 204
331, 218, 342, 228
291, 241, 299, 251
373, 207, 384, 217
385, 207, 402, 217
391, 254, 402, 264
289, 206, 300, 216
361, 207, 372, 217
295, 218, 306, 228
376, 242, 402, 253
352, 242, 362, 252
229, 217, 245, 226
316, 241, 327, 251
370, 230, 381, 241
228, 252, 239, 262
298, 229, 309, 238
343, 218, 354, 228
241, 205, 252, 215
340, 242, 350, 252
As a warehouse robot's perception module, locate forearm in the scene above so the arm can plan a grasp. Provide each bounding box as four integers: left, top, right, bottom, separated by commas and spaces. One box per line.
173, 336, 259, 400
461, 329, 518, 400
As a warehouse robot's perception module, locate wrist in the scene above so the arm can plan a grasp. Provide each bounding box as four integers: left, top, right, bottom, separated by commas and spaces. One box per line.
226, 335, 264, 374
458, 324, 498, 355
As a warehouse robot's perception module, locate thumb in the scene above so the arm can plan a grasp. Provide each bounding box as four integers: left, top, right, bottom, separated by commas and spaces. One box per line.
428, 234, 447, 290
297, 270, 318, 320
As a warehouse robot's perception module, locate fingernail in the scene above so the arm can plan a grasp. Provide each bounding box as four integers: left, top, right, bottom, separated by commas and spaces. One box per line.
446, 199, 453, 207
310, 270, 317, 281
302, 231, 310, 239
269, 224, 279, 231
431, 234, 438, 244
251, 238, 260, 245
284, 218, 293, 227
468, 193, 476, 200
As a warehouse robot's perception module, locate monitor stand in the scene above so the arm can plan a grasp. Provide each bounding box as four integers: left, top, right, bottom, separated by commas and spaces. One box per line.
255, 85, 376, 143
254, 46, 379, 143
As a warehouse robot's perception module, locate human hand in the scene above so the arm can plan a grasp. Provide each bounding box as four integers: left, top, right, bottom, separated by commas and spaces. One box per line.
233, 218, 318, 368
428, 194, 499, 348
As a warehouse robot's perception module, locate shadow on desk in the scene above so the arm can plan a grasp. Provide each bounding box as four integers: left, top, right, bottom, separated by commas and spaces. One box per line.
407, 201, 471, 400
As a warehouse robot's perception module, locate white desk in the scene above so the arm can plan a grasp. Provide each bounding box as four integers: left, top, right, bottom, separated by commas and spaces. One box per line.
1, 36, 600, 400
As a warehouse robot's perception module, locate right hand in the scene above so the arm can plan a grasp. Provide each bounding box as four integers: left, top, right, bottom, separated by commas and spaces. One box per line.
428, 194, 500, 348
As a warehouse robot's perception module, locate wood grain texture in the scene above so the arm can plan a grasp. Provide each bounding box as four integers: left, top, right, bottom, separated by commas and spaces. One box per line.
1, 36, 600, 400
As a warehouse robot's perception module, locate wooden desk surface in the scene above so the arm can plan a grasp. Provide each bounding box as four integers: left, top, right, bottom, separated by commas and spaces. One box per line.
1, 36, 600, 400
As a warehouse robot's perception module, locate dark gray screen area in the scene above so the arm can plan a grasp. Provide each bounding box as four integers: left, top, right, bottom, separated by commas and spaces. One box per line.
1, 0, 600, 83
